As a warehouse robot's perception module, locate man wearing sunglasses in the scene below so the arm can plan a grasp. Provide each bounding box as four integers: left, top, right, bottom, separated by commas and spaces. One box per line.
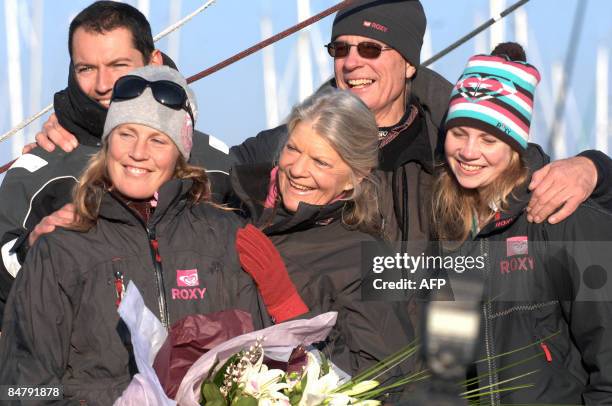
231, 0, 612, 244
0, 1, 231, 324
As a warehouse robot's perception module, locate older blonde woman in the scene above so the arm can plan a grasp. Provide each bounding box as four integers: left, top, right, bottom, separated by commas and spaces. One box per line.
0, 66, 268, 403
232, 89, 415, 377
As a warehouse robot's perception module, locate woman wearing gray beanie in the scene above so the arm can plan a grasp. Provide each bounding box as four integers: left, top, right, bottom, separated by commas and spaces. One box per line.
0, 66, 306, 403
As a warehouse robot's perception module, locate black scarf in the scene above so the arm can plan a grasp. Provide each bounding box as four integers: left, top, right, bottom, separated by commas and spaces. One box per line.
53, 53, 179, 147
53, 62, 107, 147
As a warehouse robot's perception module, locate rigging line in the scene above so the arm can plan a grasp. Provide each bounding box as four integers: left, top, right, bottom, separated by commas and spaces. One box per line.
0, 0, 218, 145
186, 0, 354, 83
422, 0, 530, 67
154, 0, 216, 42
547, 0, 588, 156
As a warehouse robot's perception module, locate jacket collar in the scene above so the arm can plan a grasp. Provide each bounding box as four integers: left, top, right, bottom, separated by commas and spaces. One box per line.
475, 151, 546, 236
477, 182, 530, 236
98, 178, 193, 228
378, 97, 435, 173
230, 163, 344, 235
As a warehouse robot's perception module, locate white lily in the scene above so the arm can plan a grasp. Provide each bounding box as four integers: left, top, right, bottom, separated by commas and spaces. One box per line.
324, 393, 354, 405
243, 364, 290, 401
298, 352, 347, 405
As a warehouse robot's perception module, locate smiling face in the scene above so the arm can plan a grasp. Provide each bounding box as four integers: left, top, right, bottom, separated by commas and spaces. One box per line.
277, 121, 355, 212
333, 35, 416, 127
107, 123, 180, 199
71, 27, 160, 108
445, 126, 515, 191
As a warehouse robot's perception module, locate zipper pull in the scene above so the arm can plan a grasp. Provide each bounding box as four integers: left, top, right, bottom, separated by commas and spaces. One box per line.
540, 342, 552, 363
150, 239, 162, 262
114, 271, 125, 307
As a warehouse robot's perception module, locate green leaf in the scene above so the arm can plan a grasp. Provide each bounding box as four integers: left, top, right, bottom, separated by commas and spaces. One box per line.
206, 358, 221, 381
320, 352, 330, 376
289, 392, 303, 405
230, 395, 258, 406
202, 382, 226, 405
204, 401, 227, 406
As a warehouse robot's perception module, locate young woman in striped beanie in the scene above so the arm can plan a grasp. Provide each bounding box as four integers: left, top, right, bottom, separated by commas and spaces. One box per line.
432, 43, 612, 404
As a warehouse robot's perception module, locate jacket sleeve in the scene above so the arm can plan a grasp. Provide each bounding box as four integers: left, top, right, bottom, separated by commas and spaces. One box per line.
578, 150, 612, 211
524, 144, 612, 211
229, 124, 289, 165
547, 204, 612, 403
0, 151, 77, 325
0, 236, 78, 388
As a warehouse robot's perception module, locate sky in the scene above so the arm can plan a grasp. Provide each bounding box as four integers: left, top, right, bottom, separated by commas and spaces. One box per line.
0, 0, 610, 170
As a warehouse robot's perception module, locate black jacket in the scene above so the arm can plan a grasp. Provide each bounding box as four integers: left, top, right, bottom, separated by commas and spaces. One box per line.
0, 62, 232, 322
0, 179, 266, 404
444, 171, 612, 404
230, 163, 417, 379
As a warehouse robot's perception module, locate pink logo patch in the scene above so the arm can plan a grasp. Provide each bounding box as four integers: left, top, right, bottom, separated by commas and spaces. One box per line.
506, 236, 528, 257
177, 269, 199, 287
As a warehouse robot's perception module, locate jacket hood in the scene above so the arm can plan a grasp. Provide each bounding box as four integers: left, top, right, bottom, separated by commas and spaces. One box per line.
476, 145, 548, 237
230, 163, 345, 235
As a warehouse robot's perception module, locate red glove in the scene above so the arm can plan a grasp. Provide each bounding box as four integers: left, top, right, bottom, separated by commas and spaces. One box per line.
236, 224, 308, 323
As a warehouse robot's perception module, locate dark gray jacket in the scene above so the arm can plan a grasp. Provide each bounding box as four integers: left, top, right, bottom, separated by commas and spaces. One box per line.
0, 179, 265, 404
444, 175, 612, 404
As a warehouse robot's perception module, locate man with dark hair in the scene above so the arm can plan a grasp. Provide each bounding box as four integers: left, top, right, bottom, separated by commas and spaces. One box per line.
0, 1, 231, 322
67, 0, 156, 64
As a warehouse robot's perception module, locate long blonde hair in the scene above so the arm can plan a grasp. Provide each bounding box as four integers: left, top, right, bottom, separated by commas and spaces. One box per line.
70, 142, 211, 232
432, 150, 528, 243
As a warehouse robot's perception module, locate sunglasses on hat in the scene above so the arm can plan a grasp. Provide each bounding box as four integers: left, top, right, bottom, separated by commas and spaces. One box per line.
111, 75, 195, 125
325, 41, 393, 59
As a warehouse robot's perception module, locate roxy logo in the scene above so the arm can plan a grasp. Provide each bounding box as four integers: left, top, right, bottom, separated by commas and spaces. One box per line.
496, 121, 512, 135
500, 256, 535, 274
506, 236, 528, 257
172, 287, 207, 300
173, 269, 206, 300
363, 20, 388, 32
177, 269, 199, 287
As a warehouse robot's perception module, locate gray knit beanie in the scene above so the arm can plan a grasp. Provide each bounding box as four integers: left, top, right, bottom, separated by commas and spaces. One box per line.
102, 65, 198, 159
331, 0, 426, 67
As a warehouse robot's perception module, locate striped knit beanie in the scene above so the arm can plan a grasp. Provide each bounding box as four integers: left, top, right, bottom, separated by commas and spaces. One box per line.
445, 54, 541, 151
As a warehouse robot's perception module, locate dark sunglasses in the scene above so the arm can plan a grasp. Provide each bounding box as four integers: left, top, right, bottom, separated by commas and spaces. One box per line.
325, 41, 392, 59
111, 75, 195, 125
